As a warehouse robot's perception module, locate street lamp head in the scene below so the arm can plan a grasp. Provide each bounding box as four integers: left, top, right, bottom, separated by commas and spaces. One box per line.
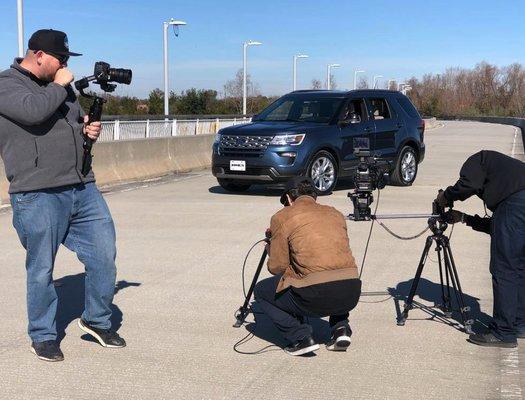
296, 54, 309, 59
246, 40, 262, 46
355, 69, 365, 73
329, 63, 341, 68
167, 18, 187, 26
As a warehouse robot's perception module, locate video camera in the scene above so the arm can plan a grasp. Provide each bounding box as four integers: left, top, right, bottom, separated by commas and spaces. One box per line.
348, 138, 391, 221
74, 61, 132, 177
74, 61, 132, 96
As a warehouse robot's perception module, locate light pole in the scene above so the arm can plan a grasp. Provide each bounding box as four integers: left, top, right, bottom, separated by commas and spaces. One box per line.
243, 40, 262, 115
326, 63, 340, 90
373, 75, 383, 89
163, 18, 187, 117
354, 70, 365, 90
17, 0, 24, 57
293, 54, 308, 91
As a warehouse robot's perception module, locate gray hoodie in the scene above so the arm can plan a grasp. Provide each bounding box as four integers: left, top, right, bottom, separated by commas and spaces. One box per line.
0, 58, 95, 193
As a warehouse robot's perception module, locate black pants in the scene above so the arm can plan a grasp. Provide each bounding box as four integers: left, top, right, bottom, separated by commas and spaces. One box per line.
489, 189, 525, 341
254, 274, 357, 343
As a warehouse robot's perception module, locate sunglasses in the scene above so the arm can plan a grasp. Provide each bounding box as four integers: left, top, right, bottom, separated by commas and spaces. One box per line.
46, 52, 69, 65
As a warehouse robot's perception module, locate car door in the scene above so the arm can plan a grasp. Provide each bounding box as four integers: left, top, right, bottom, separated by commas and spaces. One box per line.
366, 97, 401, 159
338, 97, 375, 174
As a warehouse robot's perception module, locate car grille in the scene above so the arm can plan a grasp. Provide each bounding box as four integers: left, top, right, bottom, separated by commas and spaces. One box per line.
219, 135, 273, 157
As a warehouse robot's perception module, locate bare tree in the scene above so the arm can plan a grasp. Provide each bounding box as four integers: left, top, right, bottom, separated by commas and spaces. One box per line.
223, 69, 260, 114
311, 78, 322, 90
357, 76, 369, 89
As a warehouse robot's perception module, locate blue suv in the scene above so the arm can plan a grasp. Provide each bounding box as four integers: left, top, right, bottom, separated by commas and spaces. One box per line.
212, 90, 425, 194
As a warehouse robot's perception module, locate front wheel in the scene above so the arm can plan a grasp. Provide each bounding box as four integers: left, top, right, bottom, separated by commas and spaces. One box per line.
217, 179, 251, 192
307, 150, 338, 195
390, 146, 418, 186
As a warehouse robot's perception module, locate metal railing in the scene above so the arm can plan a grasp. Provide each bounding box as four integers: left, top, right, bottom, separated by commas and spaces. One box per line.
99, 117, 251, 142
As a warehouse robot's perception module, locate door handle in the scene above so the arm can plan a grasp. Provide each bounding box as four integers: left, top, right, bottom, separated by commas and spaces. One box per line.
364, 127, 372, 133
397, 123, 404, 128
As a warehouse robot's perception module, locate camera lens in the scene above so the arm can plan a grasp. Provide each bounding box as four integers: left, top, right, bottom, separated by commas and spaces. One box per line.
109, 68, 132, 84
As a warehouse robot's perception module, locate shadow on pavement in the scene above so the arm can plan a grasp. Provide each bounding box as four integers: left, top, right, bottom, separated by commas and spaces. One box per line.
54, 273, 141, 343
389, 277, 492, 332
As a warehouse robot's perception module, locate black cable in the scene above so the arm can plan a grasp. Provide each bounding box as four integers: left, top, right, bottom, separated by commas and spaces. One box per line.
242, 239, 267, 298
233, 331, 283, 355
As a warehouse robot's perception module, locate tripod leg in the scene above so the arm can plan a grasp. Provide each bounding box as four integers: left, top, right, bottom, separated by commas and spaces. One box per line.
233, 248, 268, 328
398, 236, 433, 326
436, 245, 452, 317
442, 239, 474, 334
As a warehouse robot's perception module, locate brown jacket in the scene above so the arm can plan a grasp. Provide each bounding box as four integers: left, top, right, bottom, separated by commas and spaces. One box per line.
267, 196, 358, 293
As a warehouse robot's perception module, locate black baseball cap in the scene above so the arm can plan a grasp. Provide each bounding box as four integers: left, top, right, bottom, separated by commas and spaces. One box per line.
280, 176, 315, 205
28, 29, 82, 57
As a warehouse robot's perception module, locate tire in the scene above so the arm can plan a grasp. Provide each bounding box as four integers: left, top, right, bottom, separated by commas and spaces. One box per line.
217, 178, 251, 192
307, 150, 338, 195
390, 145, 418, 186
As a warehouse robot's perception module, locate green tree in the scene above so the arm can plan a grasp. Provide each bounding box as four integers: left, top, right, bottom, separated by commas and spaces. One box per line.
148, 89, 164, 115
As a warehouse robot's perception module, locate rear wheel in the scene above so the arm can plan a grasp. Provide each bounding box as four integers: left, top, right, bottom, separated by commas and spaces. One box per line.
307, 150, 338, 195
390, 145, 418, 186
217, 179, 251, 192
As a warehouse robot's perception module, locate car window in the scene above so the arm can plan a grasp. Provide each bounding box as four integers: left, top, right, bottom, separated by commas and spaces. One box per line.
340, 99, 367, 123
262, 100, 293, 121
369, 98, 391, 120
396, 97, 419, 118
256, 97, 344, 123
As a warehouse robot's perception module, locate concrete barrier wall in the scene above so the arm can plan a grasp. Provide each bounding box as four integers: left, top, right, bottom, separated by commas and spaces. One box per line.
423, 117, 438, 129
0, 134, 216, 207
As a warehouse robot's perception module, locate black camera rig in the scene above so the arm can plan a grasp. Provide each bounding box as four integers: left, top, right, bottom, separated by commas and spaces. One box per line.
74, 62, 132, 176
348, 140, 391, 221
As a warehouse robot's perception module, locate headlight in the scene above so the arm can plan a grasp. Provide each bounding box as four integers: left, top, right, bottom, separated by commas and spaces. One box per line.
270, 133, 305, 146
214, 133, 221, 144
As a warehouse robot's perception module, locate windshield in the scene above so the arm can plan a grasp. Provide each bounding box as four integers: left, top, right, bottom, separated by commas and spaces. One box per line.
256, 96, 344, 123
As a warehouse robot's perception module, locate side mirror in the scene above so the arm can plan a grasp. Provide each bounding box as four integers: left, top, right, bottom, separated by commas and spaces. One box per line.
338, 120, 350, 127
251, 114, 259, 121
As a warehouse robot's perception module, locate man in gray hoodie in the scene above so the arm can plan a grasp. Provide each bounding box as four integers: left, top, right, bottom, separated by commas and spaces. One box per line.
0, 29, 126, 362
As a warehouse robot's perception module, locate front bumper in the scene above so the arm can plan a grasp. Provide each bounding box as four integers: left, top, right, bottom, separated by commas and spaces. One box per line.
211, 143, 308, 184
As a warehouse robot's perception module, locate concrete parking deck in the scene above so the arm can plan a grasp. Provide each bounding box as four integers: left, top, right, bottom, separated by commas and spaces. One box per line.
0, 121, 523, 399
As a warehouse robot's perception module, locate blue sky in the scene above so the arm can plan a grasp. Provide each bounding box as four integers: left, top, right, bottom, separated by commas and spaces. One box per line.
1, 0, 524, 98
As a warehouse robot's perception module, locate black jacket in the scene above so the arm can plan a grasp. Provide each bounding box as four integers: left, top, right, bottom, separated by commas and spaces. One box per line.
444, 150, 525, 211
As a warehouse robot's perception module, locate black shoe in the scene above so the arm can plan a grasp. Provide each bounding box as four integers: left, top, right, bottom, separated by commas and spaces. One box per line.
326, 326, 352, 351
78, 319, 126, 348
468, 332, 517, 348
30, 340, 64, 362
284, 335, 319, 356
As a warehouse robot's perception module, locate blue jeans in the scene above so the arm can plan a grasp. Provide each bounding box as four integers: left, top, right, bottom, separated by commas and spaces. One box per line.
489, 189, 525, 342
10, 183, 117, 343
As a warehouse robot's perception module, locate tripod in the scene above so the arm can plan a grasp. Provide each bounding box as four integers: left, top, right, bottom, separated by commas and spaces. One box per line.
233, 247, 268, 328
396, 217, 475, 334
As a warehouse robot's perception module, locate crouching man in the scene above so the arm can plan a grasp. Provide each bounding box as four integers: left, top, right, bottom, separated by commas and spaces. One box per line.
254, 177, 361, 356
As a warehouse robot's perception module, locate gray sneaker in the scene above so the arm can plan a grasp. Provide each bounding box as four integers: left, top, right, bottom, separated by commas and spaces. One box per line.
30, 340, 64, 362
78, 319, 126, 348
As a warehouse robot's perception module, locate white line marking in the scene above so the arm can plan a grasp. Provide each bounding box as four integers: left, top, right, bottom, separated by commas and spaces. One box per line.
499, 348, 522, 399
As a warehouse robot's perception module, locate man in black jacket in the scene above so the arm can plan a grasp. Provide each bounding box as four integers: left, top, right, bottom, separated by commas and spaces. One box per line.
436, 150, 525, 348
